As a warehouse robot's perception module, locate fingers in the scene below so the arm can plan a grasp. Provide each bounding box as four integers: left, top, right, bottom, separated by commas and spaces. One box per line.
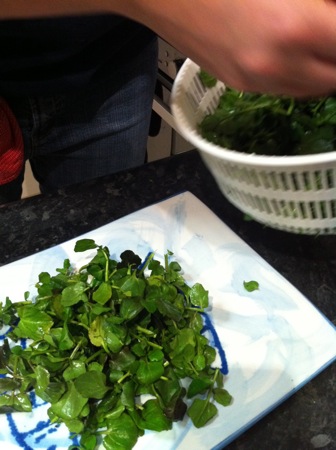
305, 1, 336, 65
215, 0, 336, 96
230, 50, 336, 98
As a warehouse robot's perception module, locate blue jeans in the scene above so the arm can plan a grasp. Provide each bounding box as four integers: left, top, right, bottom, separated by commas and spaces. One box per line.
0, 37, 158, 202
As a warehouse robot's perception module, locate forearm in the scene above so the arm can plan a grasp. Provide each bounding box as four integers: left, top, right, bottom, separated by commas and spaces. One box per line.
0, 0, 175, 21
0, 0, 133, 19
0, 0, 199, 79
3, 0, 336, 97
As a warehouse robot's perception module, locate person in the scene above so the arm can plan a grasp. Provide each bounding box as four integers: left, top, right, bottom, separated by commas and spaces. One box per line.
0, 15, 158, 202
2, 0, 336, 202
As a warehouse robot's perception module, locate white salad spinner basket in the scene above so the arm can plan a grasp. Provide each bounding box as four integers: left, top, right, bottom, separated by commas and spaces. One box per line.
171, 59, 336, 235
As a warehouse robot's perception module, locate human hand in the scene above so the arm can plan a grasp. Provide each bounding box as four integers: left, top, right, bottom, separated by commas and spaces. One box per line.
133, 0, 336, 97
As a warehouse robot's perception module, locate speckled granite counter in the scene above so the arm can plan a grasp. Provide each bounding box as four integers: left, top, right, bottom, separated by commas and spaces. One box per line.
1, 150, 335, 450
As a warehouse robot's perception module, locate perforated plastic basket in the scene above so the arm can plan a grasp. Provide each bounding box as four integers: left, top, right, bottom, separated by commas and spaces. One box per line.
171, 59, 336, 235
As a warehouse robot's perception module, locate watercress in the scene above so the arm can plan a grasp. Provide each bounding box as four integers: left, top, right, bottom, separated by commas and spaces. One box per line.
198, 72, 336, 156
0, 239, 232, 450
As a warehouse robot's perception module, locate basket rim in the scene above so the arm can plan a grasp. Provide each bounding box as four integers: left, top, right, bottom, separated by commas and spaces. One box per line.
171, 58, 336, 169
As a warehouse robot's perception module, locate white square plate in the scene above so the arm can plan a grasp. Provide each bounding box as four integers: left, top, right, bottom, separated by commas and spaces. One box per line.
0, 191, 335, 450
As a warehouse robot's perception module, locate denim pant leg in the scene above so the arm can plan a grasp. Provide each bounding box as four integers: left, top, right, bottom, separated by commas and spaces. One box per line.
4, 37, 158, 197
0, 171, 25, 203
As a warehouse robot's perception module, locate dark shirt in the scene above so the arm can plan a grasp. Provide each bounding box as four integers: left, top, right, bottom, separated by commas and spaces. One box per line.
0, 15, 155, 96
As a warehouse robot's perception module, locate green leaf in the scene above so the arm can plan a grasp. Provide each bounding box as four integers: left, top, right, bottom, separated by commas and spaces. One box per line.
204, 345, 217, 366
117, 274, 146, 298
189, 283, 209, 308
91, 303, 111, 315
154, 370, 182, 406
109, 347, 137, 372
79, 432, 97, 450
156, 298, 182, 321
0, 377, 21, 393
141, 285, 159, 313
14, 305, 54, 340
188, 311, 204, 333
88, 316, 105, 347
63, 418, 84, 434
104, 401, 125, 421
147, 349, 164, 362
34, 365, 50, 391
148, 258, 165, 276
79, 431, 97, 450
88, 361, 104, 372
74, 371, 109, 399
13, 393, 32, 412
87, 264, 105, 281
104, 321, 128, 353
36, 381, 66, 403
141, 399, 172, 431
0, 297, 17, 327
104, 413, 139, 450
213, 388, 233, 406
187, 377, 212, 398
243, 280, 260, 292
136, 360, 164, 385
48, 381, 88, 420
0, 393, 15, 411
154, 372, 187, 421
92, 281, 112, 305
192, 354, 206, 371
120, 380, 135, 410
38, 271, 51, 284
188, 398, 218, 428
61, 281, 88, 306
120, 297, 143, 320
59, 322, 75, 351
63, 360, 86, 381
169, 328, 196, 359
74, 239, 98, 252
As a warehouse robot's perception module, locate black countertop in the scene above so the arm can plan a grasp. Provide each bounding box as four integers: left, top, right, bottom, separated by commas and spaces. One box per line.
1, 149, 335, 450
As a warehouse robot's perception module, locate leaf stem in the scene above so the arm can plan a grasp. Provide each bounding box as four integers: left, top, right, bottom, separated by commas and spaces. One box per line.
101, 248, 110, 282
136, 325, 155, 336
147, 341, 163, 350
117, 370, 131, 384
69, 338, 84, 360
86, 348, 104, 364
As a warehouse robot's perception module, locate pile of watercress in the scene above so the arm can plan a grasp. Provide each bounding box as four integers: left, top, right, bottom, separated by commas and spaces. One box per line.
0, 239, 232, 450
198, 70, 336, 156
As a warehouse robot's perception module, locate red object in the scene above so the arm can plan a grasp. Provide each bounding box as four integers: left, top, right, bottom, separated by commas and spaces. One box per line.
0, 98, 24, 185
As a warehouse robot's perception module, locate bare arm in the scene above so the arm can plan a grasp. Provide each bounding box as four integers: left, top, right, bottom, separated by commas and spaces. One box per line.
3, 0, 336, 97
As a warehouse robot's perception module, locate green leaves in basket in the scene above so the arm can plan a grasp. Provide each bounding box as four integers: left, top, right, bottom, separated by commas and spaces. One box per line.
198, 69, 218, 88
198, 72, 336, 156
